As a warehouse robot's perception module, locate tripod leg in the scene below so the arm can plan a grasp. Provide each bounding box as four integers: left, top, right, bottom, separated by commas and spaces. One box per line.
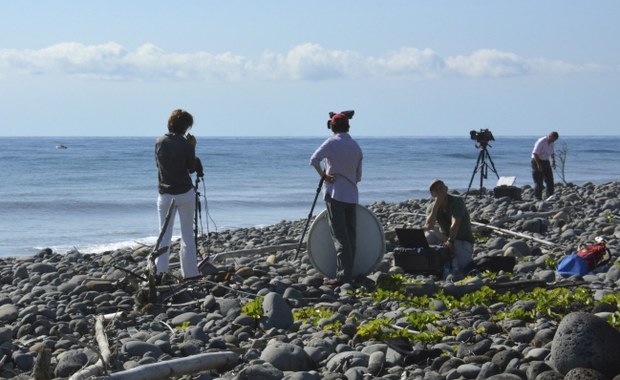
485, 150, 500, 179
466, 151, 484, 194
194, 190, 202, 257
193, 177, 204, 254
479, 151, 487, 192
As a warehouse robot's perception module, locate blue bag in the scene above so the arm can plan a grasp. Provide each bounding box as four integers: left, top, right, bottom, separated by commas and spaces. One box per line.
556, 253, 590, 277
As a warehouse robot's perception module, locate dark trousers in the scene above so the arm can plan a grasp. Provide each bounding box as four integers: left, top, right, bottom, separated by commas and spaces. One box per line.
531, 158, 554, 200
325, 197, 357, 282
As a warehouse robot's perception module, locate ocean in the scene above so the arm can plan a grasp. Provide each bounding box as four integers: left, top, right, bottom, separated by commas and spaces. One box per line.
1, 136, 618, 257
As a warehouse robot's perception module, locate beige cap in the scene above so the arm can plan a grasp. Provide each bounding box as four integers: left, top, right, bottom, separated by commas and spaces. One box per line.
428, 179, 444, 191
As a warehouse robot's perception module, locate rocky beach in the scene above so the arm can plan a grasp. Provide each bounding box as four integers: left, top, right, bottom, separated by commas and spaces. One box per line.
1, 180, 619, 380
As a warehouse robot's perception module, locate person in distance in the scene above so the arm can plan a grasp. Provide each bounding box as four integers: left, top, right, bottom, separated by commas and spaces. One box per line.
310, 112, 363, 285
531, 131, 559, 200
154, 109, 201, 280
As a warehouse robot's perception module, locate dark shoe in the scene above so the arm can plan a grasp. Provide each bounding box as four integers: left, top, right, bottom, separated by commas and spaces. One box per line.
183, 274, 204, 281
155, 272, 177, 285
198, 260, 219, 275
353, 275, 373, 288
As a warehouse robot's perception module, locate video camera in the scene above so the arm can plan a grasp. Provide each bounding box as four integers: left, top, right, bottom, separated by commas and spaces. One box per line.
470, 128, 495, 146
327, 110, 355, 129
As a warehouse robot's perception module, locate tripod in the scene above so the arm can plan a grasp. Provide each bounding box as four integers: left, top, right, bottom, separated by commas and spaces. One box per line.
194, 158, 220, 273
193, 158, 205, 248
466, 142, 499, 196
194, 174, 203, 251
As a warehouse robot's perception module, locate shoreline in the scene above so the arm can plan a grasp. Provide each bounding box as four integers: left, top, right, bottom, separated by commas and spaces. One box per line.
1, 180, 619, 378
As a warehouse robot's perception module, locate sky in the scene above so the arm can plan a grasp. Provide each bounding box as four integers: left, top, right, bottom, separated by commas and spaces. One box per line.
1, 1, 619, 137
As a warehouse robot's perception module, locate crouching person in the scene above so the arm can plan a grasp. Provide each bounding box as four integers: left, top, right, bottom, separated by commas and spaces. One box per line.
424, 179, 475, 276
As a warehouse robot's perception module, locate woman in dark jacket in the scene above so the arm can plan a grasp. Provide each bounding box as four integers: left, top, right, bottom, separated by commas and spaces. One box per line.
154, 109, 200, 279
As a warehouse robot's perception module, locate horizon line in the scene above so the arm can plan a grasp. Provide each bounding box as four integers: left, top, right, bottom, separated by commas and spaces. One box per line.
1, 134, 619, 139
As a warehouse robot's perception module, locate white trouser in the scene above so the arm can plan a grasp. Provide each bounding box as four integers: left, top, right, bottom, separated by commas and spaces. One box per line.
425, 229, 473, 273
156, 189, 199, 278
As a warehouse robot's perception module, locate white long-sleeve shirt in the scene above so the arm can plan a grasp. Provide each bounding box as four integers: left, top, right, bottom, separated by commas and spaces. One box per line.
532, 135, 555, 160
310, 133, 363, 204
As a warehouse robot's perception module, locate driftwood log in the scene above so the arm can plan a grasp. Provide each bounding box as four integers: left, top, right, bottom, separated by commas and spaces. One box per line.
32, 348, 52, 380
96, 351, 238, 380
470, 221, 557, 247
489, 210, 558, 225
206, 242, 300, 262
68, 313, 120, 380
167, 242, 302, 269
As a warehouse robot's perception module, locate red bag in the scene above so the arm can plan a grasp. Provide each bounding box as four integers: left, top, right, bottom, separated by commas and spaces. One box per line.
576, 242, 610, 270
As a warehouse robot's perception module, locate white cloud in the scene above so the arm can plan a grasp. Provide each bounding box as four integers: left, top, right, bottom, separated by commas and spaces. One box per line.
446, 50, 601, 77
125, 43, 249, 81
0, 42, 127, 79
446, 49, 529, 77
526, 58, 603, 74
367, 47, 446, 79
283, 43, 362, 80
0, 42, 603, 82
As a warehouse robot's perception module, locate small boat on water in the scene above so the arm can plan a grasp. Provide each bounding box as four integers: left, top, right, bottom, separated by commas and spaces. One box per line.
56, 144, 68, 149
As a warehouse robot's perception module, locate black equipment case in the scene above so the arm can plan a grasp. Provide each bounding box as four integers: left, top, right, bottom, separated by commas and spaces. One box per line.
493, 186, 521, 200
393, 246, 451, 276
493, 176, 521, 200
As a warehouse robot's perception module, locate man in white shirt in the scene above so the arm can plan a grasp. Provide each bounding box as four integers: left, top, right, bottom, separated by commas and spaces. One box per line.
531, 131, 559, 200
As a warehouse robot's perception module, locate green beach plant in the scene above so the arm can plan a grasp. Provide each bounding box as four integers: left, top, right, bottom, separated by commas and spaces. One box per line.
175, 321, 191, 332
349, 280, 620, 344
478, 270, 498, 280
603, 210, 614, 223
241, 296, 264, 321
356, 318, 396, 340
293, 307, 343, 334
322, 321, 343, 334
293, 307, 336, 324
473, 230, 492, 244
544, 257, 557, 269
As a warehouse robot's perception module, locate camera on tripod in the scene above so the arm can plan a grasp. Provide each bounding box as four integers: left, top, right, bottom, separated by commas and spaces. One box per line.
466, 128, 499, 196
470, 129, 495, 146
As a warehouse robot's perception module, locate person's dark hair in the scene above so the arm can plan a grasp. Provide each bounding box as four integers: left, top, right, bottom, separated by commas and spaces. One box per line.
168, 109, 194, 135
550, 131, 559, 140
330, 113, 350, 133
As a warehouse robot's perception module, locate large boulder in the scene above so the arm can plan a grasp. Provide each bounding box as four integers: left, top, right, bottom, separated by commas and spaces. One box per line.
550, 312, 620, 377
54, 350, 89, 378
261, 292, 293, 330
0, 304, 18, 323
503, 240, 530, 256
326, 351, 369, 372
260, 342, 312, 371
